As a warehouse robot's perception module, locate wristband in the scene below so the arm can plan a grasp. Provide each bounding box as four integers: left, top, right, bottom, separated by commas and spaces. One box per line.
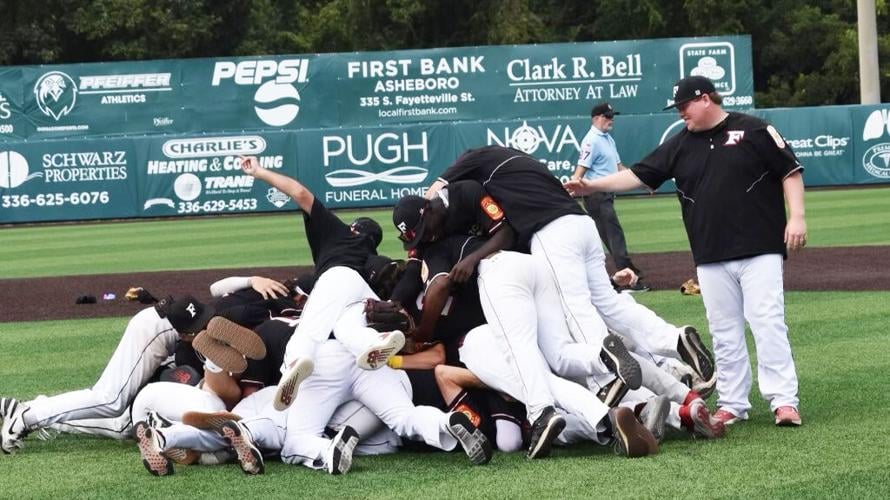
387, 355, 404, 369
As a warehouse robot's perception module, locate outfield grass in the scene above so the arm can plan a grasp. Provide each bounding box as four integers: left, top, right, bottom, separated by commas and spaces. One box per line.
1, 291, 889, 498
2, 186, 889, 279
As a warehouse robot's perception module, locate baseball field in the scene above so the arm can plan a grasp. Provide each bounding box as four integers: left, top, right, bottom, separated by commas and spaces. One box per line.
1, 186, 889, 498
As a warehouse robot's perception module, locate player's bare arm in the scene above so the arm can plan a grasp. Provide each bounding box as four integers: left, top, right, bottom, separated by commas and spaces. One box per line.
564, 169, 644, 196
782, 171, 807, 251
399, 343, 446, 370
240, 155, 315, 212
449, 225, 515, 284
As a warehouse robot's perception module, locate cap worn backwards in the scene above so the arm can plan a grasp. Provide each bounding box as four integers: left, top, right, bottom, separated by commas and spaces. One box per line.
663, 76, 717, 110
156, 294, 215, 334
392, 195, 428, 250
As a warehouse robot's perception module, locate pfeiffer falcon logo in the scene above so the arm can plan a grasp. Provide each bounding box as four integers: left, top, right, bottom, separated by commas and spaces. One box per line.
34, 71, 78, 121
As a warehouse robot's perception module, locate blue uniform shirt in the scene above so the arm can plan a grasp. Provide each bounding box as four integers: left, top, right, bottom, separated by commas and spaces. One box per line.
578, 126, 621, 180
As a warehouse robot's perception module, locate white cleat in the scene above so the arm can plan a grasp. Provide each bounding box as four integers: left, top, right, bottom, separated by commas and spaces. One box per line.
273, 358, 314, 411
356, 330, 405, 370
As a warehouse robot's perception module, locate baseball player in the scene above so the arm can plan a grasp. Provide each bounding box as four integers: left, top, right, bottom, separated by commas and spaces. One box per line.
422, 146, 716, 394
239, 156, 405, 411
566, 75, 806, 427
0, 295, 215, 454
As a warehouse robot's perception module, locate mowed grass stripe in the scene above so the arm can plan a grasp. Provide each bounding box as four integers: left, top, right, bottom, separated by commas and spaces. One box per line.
2, 188, 889, 278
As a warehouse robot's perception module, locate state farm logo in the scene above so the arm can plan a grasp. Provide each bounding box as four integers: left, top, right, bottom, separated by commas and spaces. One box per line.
0, 151, 42, 189
34, 71, 78, 120
861, 109, 890, 179
486, 121, 580, 155
162, 136, 267, 159
211, 59, 309, 127
322, 132, 428, 187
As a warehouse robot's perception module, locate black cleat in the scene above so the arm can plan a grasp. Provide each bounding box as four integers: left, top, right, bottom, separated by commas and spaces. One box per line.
326, 425, 360, 475
526, 406, 566, 459
600, 334, 642, 390
448, 412, 492, 465
677, 327, 716, 390
596, 377, 629, 408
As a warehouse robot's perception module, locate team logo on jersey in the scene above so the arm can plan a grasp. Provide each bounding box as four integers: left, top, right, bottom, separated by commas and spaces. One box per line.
34, 71, 78, 121
724, 130, 745, 146
480, 195, 504, 222
766, 125, 786, 149
454, 403, 482, 427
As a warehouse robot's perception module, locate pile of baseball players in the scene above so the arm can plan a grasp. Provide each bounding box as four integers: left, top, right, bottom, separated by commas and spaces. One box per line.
0, 76, 806, 476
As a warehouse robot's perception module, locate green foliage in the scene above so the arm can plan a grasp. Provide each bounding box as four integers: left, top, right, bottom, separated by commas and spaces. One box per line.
1, 0, 886, 105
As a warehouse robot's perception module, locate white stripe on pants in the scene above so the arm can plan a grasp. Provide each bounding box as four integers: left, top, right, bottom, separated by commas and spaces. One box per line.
696, 253, 799, 415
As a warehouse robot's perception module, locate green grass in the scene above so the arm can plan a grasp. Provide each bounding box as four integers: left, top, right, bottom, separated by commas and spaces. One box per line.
2, 186, 889, 279
2, 291, 889, 498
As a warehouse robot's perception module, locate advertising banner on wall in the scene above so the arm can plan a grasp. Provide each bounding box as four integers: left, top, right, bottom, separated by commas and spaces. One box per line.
0, 138, 139, 222
137, 132, 299, 218
294, 123, 457, 208
0, 35, 753, 142
851, 105, 890, 184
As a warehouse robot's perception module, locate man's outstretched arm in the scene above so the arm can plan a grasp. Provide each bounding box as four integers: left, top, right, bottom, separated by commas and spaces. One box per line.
240, 156, 314, 212
564, 169, 644, 196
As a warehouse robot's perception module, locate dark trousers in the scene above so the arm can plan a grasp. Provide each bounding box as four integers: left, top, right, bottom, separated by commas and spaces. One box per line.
582, 192, 638, 273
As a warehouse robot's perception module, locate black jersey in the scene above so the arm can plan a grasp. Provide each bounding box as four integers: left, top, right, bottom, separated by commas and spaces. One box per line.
438, 180, 507, 238
240, 316, 298, 388
213, 289, 301, 329
304, 198, 376, 275
438, 146, 585, 249
422, 235, 487, 348
631, 112, 803, 265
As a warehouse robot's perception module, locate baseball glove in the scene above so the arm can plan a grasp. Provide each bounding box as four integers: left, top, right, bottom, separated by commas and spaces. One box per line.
364, 299, 415, 333
680, 279, 701, 296
125, 287, 159, 304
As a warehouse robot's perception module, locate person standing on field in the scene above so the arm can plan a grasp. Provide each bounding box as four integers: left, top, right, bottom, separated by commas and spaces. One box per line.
571, 102, 647, 292
565, 76, 807, 427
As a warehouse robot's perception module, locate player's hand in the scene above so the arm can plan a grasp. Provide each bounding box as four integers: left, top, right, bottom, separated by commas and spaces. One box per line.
449, 256, 479, 284
612, 268, 638, 287
785, 215, 807, 252
563, 178, 591, 197
249, 276, 290, 299
240, 156, 262, 177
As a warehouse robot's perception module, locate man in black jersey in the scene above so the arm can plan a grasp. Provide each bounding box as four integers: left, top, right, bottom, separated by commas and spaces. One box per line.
420, 146, 715, 399
240, 156, 405, 411
566, 76, 806, 427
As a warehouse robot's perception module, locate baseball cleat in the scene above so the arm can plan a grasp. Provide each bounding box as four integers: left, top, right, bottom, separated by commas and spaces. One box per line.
325, 425, 360, 475
608, 407, 658, 458
146, 410, 174, 429
193, 333, 248, 374
677, 326, 716, 392
639, 396, 670, 444
163, 447, 201, 466
273, 358, 314, 411
713, 408, 747, 426
526, 406, 565, 460
181, 410, 242, 431
135, 421, 173, 476
596, 377, 629, 408
600, 334, 642, 390
448, 411, 493, 465
679, 400, 726, 438
1, 398, 30, 454
774, 406, 802, 427
356, 330, 406, 370
220, 420, 264, 475
205, 317, 267, 360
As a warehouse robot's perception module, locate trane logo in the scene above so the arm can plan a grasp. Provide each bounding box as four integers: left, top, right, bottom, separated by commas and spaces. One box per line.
79, 73, 171, 90
162, 136, 267, 159
211, 60, 309, 86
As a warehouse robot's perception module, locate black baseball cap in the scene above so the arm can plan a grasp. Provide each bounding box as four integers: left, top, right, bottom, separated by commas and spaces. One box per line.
591, 102, 619, 118
392, 195, 429, 250
156, 294, 215, 334
351, 217, 383, 248
284, 273, 316, 298
663, 76, 717, 110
